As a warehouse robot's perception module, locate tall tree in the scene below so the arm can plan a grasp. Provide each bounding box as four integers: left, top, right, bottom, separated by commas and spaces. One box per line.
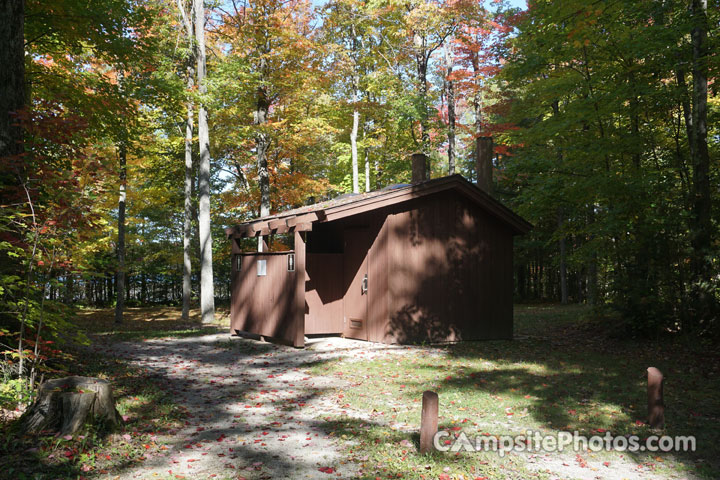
322, 0, 376, 192
689, 0, 714, 326
0, 0, 25, 161
443, 43, 456, 174
114, 137, 127, 325
215, 0, 327, 217
500, 0, 719, 333
177, 0, 195, 321
403, 0, 457, 158
194, 0, 215, 324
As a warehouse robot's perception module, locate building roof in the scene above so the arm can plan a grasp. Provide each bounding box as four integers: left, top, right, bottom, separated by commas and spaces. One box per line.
225, 174, 532, 238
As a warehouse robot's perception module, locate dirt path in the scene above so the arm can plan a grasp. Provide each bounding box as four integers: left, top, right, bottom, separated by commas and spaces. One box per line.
97, 333, 415, 479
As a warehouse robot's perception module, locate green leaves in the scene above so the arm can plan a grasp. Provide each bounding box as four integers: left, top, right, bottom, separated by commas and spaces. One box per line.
499, 0, 720, 332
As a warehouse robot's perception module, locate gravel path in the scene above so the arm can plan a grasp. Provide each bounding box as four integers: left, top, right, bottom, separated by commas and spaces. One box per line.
93, 332, 692, 480
99, 334, 416, 480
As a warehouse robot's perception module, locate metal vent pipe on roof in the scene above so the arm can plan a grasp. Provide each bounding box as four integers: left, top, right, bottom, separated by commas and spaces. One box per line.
476, 137, 494, 194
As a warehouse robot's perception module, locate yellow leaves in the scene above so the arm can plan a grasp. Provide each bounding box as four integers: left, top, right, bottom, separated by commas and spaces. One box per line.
405, 1, 450, 37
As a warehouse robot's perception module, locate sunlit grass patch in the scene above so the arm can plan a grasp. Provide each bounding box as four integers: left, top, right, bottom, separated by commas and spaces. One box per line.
311, 304, 720, 479
74, 306, 230, 341
321, 416, 548, 480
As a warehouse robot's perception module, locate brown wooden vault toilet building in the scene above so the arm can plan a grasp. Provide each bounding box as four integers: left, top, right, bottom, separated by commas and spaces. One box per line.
225, 174, 531, 347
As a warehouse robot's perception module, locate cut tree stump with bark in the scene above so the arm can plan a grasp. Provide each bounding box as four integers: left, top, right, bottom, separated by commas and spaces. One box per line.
21, 376, 122, 436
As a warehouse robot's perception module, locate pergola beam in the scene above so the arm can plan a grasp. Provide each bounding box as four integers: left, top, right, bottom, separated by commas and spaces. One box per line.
227, 211, 321, 239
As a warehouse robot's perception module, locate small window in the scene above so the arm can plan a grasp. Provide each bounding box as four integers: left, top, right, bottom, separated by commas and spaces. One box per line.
257, 259, 267, 276
235, 255, 242, 271
287, 253, 295, 272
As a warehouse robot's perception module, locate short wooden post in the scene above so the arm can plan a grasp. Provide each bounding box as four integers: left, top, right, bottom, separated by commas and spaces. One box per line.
420, 390, 439, 454
647, 367, 665, 429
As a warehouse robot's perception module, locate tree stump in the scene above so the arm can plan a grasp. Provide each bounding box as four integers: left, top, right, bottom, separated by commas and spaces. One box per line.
21, 376, 122, 436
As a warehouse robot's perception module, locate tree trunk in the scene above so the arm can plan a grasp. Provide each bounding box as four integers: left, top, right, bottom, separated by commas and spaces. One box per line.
416, 48, 430, 165
558, 210, 568, 304
444, 45, 456, 175
114, 141, 127, 325
255, 85, 271, 221
64, 273, 74, 304
0, 0, 24, 160
690, 0, 712, 309
195, 0, 215, 324
471, 51, 483, 182
350, 86, 360, 194
141, 273, 147, 304
588, 254, 598, 306
364, 145, 370, 193
182, 69, 194, 321
21, 376, 121, 436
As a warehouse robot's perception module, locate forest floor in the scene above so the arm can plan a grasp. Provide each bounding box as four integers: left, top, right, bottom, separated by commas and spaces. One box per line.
1, 304, 718, 480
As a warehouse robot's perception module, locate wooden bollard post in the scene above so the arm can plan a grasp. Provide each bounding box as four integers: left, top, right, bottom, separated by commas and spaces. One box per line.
420, 390, 439, 454
647, 367, 665, 429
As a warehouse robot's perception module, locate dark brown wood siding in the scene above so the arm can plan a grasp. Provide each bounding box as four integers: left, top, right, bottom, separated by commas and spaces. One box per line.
367, 215, 389, 342
305, 253, 343, 334
230, 187, 516, 346
382, 192, 513, 343
230, 252, 304, 346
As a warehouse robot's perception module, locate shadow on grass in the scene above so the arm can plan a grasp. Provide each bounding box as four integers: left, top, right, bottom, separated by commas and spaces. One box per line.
0, 314, 339, 479
322, 305, 720, 479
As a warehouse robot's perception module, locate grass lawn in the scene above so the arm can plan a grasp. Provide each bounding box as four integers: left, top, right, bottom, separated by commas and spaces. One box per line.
73, 306, 231, 341
2, 304, 718, 480
309, 304, 720, 479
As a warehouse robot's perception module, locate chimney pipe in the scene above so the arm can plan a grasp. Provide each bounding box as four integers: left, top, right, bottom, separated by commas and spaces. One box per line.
476, 137, 493, 194
411, 153, 428, 184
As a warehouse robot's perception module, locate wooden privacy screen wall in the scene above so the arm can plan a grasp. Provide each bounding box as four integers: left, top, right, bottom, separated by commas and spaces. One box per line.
231, 252, 344, 343
230, 232, 306, 347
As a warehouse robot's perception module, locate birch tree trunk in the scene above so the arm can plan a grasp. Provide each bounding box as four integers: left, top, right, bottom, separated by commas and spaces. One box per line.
350, 84, 360, 194
194, 0, 214, 324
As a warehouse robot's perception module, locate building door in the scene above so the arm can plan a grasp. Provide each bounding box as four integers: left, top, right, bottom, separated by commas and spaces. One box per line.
343, 228, 369, 340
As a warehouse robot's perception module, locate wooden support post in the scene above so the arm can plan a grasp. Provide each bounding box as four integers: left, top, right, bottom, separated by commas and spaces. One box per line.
293, 230, 306, 347
647, 367, 665, 429
420, 390, 439, 454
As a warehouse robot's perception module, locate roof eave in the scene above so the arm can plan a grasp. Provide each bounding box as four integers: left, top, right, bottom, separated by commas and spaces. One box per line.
226, 175, 531, 238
